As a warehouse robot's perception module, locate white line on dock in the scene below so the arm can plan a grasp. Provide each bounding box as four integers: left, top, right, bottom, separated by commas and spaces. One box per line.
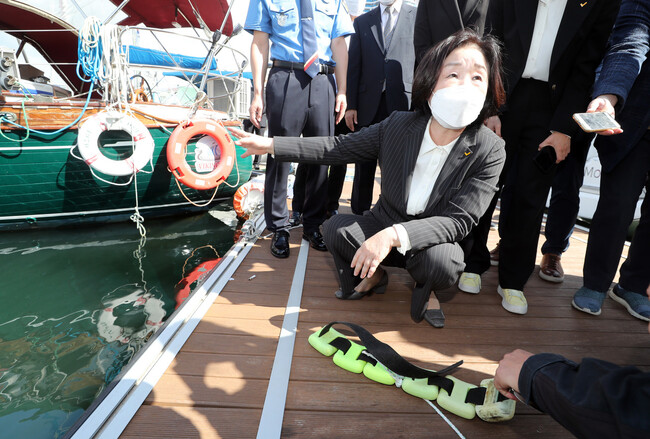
256, 238, 310, 439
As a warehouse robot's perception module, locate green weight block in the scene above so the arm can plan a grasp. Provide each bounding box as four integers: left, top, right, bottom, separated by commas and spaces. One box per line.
308, 327, 347, 356
437, 376, 477, 420
363, 361, 395, 385
402, 377, 439, 400
333, 341, 367, 373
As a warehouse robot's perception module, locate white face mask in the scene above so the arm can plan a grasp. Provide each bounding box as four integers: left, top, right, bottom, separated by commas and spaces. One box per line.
379, 0, 395, 6
428, 84, 486, 130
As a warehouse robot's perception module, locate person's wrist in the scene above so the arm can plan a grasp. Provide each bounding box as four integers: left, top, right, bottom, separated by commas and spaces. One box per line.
549, 130, 570, 140
600, 93, 618, 107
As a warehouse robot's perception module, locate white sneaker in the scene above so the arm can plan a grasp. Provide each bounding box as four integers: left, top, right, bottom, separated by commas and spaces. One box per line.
458, 272, 481, 294
497, 285, 528, 315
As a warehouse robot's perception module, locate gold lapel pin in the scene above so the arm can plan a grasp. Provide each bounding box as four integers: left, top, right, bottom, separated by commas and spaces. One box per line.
464, 151, 472, 157
580, 2, 587, 7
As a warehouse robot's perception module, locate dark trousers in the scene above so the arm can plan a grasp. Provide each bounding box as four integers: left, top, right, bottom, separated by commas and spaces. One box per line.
584, 129, 650, 294
322, 213, 465, 297
293, 115, 349, 214
542, 133, 592, 255
351, 93, 390, 214
264, 67, 334, 234
498, 79, 561, 290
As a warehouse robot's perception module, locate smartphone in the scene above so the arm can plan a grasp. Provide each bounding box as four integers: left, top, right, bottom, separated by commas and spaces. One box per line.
573, 112, 620, 133
534, 145, 557, 173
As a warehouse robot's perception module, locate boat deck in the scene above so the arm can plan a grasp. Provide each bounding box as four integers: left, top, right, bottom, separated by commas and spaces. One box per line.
119, 171, 648, 439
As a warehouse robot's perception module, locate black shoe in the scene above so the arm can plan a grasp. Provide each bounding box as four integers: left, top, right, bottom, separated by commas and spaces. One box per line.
410, 283, 431, 323
335, 270, 388, 300
270, 230, 290, 258
326, 209, 339, 219
423, 309, 446, 328
289, 211, 302, 227
411, 284, 445, 328
302, 230, 327, 251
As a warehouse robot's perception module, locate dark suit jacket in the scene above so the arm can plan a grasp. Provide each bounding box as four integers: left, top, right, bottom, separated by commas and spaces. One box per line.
347, 4, 416, 127
520, 353, 650, 438
414, 0, 490, 66
487, 0, 621, 136
273, 112, 506, 251
593, 0, 650, 172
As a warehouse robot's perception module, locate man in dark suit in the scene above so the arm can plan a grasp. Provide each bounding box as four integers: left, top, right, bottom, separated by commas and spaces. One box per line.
414, 0, 490, 69
345, 0, 416, 214
231, 30, 507, 328
474, 0, 620, 314
572, 0, 650, 321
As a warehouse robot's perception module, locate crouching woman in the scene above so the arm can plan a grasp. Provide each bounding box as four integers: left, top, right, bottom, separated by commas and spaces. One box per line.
230, 29, 506, 329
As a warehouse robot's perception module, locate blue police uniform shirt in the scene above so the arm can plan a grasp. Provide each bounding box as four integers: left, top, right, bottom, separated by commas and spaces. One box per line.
245, 0, 354, 65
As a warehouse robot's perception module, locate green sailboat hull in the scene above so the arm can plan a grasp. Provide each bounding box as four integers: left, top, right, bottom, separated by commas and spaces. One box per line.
0, 125, 253, 230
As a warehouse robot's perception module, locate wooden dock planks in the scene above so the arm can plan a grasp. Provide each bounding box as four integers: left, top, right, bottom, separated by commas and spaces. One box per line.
120, 174, 647, 438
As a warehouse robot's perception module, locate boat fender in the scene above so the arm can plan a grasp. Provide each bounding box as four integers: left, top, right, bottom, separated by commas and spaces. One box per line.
309, 322, 516, 422
167, 119, 235, 190
233, 180, 265, 219
77, 111, 155, 176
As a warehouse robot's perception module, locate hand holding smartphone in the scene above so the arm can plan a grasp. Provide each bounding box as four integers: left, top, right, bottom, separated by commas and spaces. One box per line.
573, 112, 621, 133
533, 145, 557, 173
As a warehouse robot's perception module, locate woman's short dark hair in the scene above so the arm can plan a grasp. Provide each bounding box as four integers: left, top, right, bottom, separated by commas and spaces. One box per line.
411, 28, 506, 126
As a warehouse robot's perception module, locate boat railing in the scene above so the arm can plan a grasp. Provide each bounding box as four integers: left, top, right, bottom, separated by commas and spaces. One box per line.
116, 26, 251, 120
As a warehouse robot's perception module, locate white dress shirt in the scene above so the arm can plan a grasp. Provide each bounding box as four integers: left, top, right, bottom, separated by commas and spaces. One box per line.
393, 118, 457, 254
521, 0, 568, 82
381, 0, 402, 34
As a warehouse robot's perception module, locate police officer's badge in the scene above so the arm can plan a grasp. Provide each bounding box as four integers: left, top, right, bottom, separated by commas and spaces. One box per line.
278, 12, 288, 26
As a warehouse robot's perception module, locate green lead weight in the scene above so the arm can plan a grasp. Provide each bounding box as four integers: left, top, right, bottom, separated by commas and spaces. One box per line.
436, 376, 478, 420
333, 340, 367, 373
308, 327, 346, 356
362, 360, 396, 385
308, 323, 516, 423
475, 379, 516, 422
402, 377, 440, 400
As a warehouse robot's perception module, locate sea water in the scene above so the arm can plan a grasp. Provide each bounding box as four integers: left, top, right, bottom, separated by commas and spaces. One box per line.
0, 208, 240, 438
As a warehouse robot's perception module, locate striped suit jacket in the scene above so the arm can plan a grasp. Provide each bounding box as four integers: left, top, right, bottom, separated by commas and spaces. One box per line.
273, 111, 506, 252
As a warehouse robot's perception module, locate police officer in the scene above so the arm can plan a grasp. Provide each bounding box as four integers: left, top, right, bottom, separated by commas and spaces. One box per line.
245, 0, 353, 258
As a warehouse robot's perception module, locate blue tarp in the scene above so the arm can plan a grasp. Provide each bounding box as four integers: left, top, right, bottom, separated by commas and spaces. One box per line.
126, 46, 217, 70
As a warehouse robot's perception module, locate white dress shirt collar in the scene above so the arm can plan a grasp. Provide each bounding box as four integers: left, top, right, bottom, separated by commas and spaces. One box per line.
522, 0, 568, 82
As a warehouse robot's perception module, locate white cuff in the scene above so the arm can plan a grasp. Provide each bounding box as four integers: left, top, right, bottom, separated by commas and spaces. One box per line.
393, 224, 411, 255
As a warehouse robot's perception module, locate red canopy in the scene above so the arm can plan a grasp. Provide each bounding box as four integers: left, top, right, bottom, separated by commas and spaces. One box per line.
0, 1, 81, 92
110, 0, 233, 35
0, 0, 234, 93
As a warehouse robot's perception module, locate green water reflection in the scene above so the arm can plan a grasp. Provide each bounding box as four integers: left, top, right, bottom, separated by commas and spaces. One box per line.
0, 207, 240, 438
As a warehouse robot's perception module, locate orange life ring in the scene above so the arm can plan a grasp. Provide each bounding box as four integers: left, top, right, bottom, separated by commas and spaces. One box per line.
167, 119, 236, 190
233, 180, 265, 220
174, 258, 221, 308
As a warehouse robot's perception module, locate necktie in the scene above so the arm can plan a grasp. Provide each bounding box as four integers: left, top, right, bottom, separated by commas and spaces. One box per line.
300, 0, 320, 78
383, 6, 394, 51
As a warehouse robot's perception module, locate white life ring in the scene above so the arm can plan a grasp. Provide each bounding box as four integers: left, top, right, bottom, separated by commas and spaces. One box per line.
77, 111, 155, 176
96, 289, 166, 344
